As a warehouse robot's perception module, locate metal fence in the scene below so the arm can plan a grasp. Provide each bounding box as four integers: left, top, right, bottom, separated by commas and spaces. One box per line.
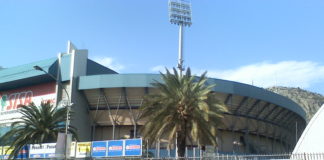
3, 152, 324, 159
65, 153, 324, 159
139, 148, 324, 160
4, 153, 324, 159
139, 153, 324, 160
106, 153, 322, 160
67, 153, 324, 160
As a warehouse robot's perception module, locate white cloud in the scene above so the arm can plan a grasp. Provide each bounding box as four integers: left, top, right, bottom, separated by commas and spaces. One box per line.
93, 57, 125, 72
195, 61, 324, 89
151, 65, 168, 73
151, 65, 183, 73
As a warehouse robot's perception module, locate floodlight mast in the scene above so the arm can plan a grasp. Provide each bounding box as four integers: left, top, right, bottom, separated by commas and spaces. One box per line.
168, 1, 192, 158
169, 0, 192, 76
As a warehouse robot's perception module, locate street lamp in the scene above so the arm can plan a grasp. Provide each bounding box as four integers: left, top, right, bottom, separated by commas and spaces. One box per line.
232, 141, 242, 154
33, 65, 72, 160
168, 0, 192, 75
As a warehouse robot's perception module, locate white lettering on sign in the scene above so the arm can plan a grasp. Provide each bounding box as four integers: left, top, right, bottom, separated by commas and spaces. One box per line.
1, 91, 33, 111
0, 83, 56, 124
126, 145, 141, 150
29, 143, 56, 158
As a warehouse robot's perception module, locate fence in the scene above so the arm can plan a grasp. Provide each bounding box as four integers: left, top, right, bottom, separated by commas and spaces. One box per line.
1, 148, 324, 159
138, 153, 324, 160
2, 153, 324, 159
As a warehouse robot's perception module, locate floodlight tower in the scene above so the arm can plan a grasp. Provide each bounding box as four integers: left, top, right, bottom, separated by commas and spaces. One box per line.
168, 0, 192, 75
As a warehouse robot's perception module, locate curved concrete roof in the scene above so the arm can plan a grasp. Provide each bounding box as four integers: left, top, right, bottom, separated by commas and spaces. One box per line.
79, 74, 306, 120
293, 104, 324, 153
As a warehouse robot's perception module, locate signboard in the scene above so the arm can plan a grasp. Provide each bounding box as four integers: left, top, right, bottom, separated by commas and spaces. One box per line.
17, 145, 29, 159
0, 146, 3, 159
2, 146, 13, 159
70, 142, 76, 157
76, 142, 91, 158
91, 141, 108, 157
29, 143, 56, 158
0, 82, 56, 124
0, 139, 142, 159
107, 140, 124, 157
125, 139, 142, 156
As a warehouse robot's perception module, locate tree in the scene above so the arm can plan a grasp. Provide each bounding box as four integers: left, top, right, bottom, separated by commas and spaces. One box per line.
140, 68, 228, 157
0, 101, 77, 159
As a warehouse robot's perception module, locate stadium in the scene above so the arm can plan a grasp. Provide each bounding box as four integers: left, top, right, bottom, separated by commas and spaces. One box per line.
0, 42, 306, 155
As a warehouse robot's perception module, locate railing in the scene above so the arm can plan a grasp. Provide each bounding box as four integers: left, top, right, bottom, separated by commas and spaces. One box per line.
139, 153, 324, 160
4, 153, 324, 160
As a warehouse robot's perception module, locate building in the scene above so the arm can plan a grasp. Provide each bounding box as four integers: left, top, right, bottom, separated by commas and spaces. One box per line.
0, 42, 306, 154
293, 104, 324, 153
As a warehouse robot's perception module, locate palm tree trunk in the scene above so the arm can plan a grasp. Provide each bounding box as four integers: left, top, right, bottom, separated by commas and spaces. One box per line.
177, 131, 186, 158
177, 120, 187, 158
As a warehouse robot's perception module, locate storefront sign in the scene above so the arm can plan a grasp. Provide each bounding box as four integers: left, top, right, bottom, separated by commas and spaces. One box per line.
17, 145, 29, 159
125, 139, 142, 156
29, 143, 56, 158
91, 141, 108, 157
70, 142, 76, 157
107, 140, 124, 157
0, 146, 2, 159
0, 139, 142, 159
2, 146, 13, 159
76, 142, 91, 158
0, 83, 56, 124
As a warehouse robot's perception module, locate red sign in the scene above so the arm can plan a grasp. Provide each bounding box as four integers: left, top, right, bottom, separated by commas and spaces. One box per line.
93, 147, 106, 151
126, 145, 141, 150
0, 82, 56, 112
109, 146, 123, 150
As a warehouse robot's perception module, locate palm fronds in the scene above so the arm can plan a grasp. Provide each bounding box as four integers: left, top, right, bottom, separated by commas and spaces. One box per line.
0, 101, 77, 159
140, 68, 228, 157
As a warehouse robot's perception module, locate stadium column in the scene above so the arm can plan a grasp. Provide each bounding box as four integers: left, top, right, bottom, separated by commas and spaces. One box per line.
244, 128, 250, 153
100, 88, 116, 140
54, 52, 63, 108
272, 126, 277, 153
244, 117, 251, 153
279, 134, 284, 152
66, 42, 92, 141
256, 122, 261, 153
91, 124, 96, 141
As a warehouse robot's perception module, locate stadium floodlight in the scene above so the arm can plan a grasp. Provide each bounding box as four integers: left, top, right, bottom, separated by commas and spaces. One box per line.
169, 0, 192, 26
168, 0, 192, 75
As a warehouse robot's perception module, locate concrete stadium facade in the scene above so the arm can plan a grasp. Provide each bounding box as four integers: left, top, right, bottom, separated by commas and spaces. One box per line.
0, 43, 306, 154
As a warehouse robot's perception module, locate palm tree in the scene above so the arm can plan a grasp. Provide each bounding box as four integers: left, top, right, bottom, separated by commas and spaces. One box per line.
140, 68, 228, 157
0, 101, 77, 159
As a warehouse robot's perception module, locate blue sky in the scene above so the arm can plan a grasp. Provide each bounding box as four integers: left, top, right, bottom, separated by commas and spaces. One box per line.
1, 0, 324, 94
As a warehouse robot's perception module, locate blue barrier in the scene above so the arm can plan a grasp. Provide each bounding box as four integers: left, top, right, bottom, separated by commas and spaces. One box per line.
0, 138, 143, 159
91, 141, 108, 157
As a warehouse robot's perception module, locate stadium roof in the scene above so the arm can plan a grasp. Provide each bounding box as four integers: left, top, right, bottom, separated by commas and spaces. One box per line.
79, 74, 306, 120
0, 52, 306, 120
0, 54, 117, 91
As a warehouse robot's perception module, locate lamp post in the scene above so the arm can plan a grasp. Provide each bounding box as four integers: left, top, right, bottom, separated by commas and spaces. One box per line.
232, 141, 242, 155
33, 65, 72, 160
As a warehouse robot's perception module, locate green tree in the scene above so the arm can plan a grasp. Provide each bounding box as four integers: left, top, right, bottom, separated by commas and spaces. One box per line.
140, 68, 228, 157
0, 101, 77, 159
